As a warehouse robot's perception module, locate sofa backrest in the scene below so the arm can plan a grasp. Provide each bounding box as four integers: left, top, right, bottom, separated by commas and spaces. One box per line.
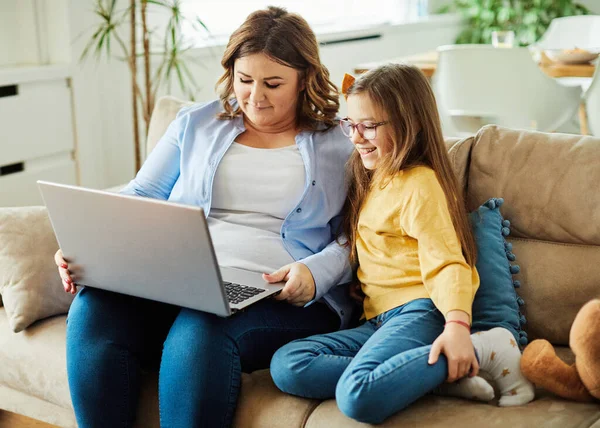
146, 96, 192, 156
451, 125, 600, 346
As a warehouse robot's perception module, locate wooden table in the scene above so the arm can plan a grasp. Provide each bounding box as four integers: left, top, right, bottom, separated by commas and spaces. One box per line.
354, 50, 596, 79
355, 50, 596, 134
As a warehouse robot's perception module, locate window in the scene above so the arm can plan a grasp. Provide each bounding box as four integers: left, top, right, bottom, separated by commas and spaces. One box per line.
180, 0, 430, 45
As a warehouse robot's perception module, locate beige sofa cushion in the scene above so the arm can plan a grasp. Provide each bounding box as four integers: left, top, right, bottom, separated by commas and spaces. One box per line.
233, 370, 321, 428
0, 207, 74, 332
0, 308, 71, 409
2, 301, 599, 428
509, 238, 600, 345
465, 126, 600, 345
146, 96, 193, 155
304, 387, 600, 428
447, 135, 475, 197
467, 125, 600, 245
0, 306, 321, 428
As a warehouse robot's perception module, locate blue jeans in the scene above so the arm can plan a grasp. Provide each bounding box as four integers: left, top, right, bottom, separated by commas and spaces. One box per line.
270, 298, 448, 424
66, 287, 339, 428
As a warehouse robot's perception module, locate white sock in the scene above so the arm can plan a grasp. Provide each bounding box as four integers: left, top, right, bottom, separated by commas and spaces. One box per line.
434, 376, 495, 402
471, 327, 535, 406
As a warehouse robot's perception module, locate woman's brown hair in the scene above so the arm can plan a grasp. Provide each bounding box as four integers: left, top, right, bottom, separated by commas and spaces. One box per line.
216, 6, 339, 130
342, 64, 477, 267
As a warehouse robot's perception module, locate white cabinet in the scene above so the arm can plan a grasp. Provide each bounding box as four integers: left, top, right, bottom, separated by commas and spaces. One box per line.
0, 65, 78, 206
0, 0, 77, 207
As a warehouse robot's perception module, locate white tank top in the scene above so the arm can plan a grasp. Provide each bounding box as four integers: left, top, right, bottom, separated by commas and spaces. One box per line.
207, 142, 306, 274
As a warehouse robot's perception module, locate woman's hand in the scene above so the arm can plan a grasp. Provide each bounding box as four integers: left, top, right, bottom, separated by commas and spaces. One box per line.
54, 249, 77, 295
428, 311, 479, 383
263, 262, 316, 307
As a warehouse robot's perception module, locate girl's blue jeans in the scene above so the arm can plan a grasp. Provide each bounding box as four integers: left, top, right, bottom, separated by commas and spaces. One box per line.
270, 298, 448, 424
66, 286, 339, 428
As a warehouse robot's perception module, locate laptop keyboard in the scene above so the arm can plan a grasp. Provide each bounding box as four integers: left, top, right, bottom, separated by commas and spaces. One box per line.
224, 282, 266, 305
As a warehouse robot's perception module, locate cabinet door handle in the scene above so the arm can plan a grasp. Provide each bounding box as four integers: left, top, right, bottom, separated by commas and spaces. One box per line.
0, 162, 24, 176
0, 85, 18, 98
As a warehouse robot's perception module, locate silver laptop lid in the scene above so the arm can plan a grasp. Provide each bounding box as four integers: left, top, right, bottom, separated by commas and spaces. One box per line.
38, 181, 230, 317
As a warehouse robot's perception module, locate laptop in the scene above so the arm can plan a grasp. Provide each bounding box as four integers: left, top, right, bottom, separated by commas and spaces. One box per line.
37, 181, 285, 317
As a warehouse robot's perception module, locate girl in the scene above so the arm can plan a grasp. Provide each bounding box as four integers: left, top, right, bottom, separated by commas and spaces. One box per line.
270, 64, 534, 424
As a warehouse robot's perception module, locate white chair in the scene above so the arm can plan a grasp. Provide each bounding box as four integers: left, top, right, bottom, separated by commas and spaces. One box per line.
531, 15, 600, 93
432, 45, 582, 137
583, 66, 600, 136
533, 15, 600, 51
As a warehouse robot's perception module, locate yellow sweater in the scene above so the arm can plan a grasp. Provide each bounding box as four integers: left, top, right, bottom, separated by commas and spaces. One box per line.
357, 166, 479, 320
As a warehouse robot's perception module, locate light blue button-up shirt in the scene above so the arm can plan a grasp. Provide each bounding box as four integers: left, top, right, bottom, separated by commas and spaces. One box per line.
120, 100, 356, 328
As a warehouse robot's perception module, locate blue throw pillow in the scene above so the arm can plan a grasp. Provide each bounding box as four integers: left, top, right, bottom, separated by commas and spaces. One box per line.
469, 198, 527, 347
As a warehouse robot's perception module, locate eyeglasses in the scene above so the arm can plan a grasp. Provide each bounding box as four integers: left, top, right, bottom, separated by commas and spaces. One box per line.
339, 118, 388, 140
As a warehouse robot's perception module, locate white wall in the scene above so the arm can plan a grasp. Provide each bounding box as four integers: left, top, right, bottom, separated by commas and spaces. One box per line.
0, 0, 45, 66
0, 2, 19, 66
67, 0, 136, 189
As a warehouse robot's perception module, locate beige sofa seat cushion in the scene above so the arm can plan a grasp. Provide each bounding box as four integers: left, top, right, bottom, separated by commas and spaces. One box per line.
0, 384, 77, 428
234, 369, 320, 428
305, 348, 594, 428
0, 308, 71, 409
0, 307, 318, 428
0, 207, 74, 332
304, 390, 600, 428
0, 306, 162, 428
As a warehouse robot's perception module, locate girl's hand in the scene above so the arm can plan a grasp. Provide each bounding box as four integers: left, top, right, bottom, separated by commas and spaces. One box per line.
349, 281, 365, 303
428, 314, 479, 383
263, 262, 316, 307
54, 249, 77, 295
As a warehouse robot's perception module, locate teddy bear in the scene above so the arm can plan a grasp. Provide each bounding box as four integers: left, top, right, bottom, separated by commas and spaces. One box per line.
520, 299, 600, 402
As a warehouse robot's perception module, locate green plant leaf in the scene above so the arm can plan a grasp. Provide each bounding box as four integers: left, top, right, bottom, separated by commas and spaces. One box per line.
480, 9, 495, 24
522, 11, 539, 25
451, 0, 589, 45
497, 7, 510, 24
195, 17, 209, 33
82, 0, 210, 104
467, 5, 481, 18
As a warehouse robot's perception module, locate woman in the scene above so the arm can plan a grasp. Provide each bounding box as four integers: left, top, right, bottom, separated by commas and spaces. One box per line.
55, 7, 354, 427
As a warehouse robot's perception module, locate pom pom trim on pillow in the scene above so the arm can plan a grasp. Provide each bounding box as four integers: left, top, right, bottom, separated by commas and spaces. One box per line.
470, 198, 528, 347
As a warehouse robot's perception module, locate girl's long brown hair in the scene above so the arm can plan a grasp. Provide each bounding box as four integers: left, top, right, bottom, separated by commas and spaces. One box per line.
216, 6, 339, 130
342, 64, 477, 267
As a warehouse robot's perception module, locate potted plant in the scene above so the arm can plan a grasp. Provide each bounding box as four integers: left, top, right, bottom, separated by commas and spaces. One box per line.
80, 0, 209, 171
439, 0, 590, 46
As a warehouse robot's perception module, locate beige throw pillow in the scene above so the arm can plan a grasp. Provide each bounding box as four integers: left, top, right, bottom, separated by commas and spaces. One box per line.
0, 207, 74, 332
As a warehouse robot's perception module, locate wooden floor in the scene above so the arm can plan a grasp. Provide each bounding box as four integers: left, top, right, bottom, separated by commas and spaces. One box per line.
0, 410, 58, 428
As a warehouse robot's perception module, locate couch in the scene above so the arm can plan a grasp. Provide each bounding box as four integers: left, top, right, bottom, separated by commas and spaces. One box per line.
1, 96, 599, 428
